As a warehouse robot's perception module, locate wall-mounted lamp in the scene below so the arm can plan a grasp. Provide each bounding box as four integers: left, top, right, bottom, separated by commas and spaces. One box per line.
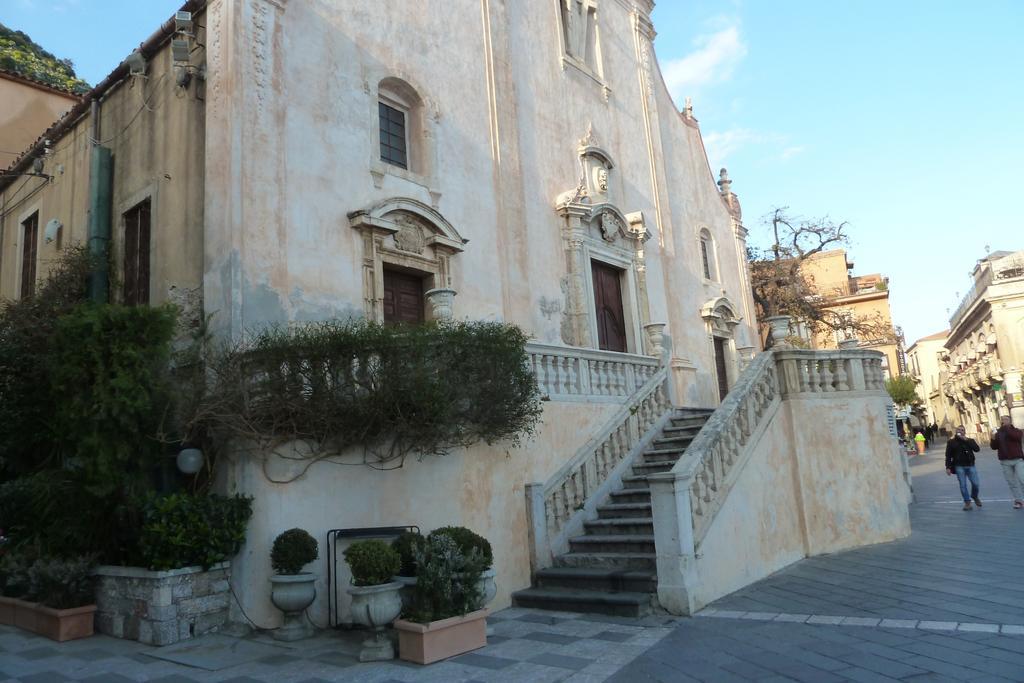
171, 39, 191, 63
175, 11, 194, 34
176, 447, 204, 475
125, 49, 147, 77
44, 219, 62, 245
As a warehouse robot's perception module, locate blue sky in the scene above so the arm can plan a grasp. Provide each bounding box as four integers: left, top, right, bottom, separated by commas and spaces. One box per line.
3, 1, 1021, 344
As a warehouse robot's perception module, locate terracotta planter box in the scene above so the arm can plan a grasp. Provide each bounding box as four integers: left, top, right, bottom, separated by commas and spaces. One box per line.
32, 604, 96, 642
394, 609, 488, 664
0, 595, 18, 626
14, 598, 39, 633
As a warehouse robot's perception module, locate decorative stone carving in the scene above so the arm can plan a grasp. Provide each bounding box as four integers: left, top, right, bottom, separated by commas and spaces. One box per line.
599, 211, 625, 243
539, 296, 562, 321
393, 217, 426, 254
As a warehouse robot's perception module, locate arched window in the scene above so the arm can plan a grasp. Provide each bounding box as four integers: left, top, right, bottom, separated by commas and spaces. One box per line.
699, 228, 716, 281
377, 78, 424, 174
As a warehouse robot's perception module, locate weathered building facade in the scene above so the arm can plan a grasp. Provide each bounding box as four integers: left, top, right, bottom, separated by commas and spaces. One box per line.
1, 0, 909, 628
0, 69, 79, 162
942, 249, 1024, 439
907, 330, 953, 431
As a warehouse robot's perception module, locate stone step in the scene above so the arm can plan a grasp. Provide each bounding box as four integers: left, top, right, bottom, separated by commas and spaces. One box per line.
631, 460, 675, 476
596, 502, 652, 519
653, 435, 696, 448
673, 408, 714, 418
643, 447, 688, 458
569, 534, 656, 554
533, 567, 658, 593
552, 552, 657, 571
511, 587, 654, 617
642, 449, 686, 464
620, 474, 649, 489
662, 424, 705, 437
608, 488, 651, 504
584, 517, 655, 536
669, 416, 709, 428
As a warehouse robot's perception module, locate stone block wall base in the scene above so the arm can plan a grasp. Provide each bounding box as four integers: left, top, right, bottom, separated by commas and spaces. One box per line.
93, 562, 231, 646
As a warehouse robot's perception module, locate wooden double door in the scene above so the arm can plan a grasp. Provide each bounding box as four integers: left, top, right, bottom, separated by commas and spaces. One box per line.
592, 260, 627, 353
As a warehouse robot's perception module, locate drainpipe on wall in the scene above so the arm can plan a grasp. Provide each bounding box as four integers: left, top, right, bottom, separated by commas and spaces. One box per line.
87, 100, 113, 302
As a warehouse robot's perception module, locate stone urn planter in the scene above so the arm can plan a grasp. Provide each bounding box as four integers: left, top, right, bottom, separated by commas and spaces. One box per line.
425, 287, 457, 322
643, 322, 667, 359
269, 573, 317, 642
348, 581, 403, 661
394, 608, 489, 664
478, 568, 497, 606
765, 315, 792, 346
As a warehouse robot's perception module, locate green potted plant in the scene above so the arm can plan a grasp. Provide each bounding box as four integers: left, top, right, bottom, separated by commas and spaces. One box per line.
393, 534, 488, 664
390, 530, 423, 611
428, 526, 496, 607
0, 549, 36, 631
269, 528, 319, 642
343, 540, 402, 661
25, 556, 96, 641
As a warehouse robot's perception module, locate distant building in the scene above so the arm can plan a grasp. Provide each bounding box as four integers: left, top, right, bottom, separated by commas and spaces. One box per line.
907, 330, 953, 432
941, 249, 1024, 439
0, 69, 80, 165
796, 248, 902, 378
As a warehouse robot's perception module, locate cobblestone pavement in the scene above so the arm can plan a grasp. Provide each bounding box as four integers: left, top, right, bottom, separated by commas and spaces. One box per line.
610, 443, 1024, 682
4, 442, 1024, 682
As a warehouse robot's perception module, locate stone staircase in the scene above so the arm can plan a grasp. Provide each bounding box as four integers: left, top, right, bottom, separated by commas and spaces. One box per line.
512, 408, 713, 617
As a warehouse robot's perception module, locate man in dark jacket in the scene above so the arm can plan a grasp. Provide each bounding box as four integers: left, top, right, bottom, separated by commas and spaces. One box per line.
990, 415, 1024, 509
946, 426, 981, 510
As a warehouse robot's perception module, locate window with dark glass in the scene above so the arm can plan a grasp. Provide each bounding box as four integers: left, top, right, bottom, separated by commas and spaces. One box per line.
123, 198, 151, 306
700, 236, 713, 280
20, 211, 38, 298
379, 101, 408, 169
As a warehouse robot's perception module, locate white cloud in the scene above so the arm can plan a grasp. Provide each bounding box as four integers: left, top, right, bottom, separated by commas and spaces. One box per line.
702, 128, 766, 165
779, 145, 806, 161
662, 26, 747, 99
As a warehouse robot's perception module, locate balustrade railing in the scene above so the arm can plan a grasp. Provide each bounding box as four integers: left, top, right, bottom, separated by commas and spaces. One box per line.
526, 360, 671, 567
663, 347, 888, 547
526, 342, 660, 401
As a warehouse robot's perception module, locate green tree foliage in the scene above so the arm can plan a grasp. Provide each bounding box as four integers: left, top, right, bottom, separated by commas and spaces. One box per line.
0, 23, 90, 93
885, 375, 920, 407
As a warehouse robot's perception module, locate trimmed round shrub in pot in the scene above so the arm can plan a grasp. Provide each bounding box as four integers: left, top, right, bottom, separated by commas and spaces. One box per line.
271, 528, 319, 575
269, 529, 319, 642
343, 540, 403, 662
427, 527, 492, 569
391, 531, 423, 578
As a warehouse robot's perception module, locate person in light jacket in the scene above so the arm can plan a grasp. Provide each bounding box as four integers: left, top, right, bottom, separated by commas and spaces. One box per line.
946, 426, 982, 511
991, 415, 1024, 509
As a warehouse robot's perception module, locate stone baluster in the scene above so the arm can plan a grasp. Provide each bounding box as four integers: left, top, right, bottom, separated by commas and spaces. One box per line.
807, 359, 821, 393
834, 358, 850, 391
820, 360, 834, 392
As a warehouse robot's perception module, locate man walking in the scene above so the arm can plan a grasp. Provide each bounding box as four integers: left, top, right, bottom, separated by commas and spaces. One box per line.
990, 415, 1024, 509
946, 426, 981, 510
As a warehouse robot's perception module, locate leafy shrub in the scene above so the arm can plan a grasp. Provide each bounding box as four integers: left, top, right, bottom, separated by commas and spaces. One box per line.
138, 493, 253, 571
408, 534, 484, 623
343, 540, 400, 586
26, 556, 95, 609
0, 548, 39, 598
391, 531, 423, 577
428, 526, 492, 570
271, 528, 319, 574
48, 302, 178, 498
193, 320, 542, 469
0, 246, 92, 479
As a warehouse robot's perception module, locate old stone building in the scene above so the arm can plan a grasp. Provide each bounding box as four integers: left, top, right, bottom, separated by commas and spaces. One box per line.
907, 330, 953, 432
794, 248, 902, 377
1, 0, 909, 628
941, 249, 1024, 439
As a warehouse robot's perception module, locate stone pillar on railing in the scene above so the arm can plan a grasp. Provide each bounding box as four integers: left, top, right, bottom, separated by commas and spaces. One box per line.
525, 483, 552, 574
848, 355, 867, 391
648, 470, 698, 615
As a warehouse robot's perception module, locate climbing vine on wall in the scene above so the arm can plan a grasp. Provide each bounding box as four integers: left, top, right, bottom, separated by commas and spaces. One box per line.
186, 320, 543, 478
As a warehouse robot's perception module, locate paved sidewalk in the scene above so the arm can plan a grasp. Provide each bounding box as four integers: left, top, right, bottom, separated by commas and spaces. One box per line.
4, 443, 1023, 682
610, 443, 1024, 682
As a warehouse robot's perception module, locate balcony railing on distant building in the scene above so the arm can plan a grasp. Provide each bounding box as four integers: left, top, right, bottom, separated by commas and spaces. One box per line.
949, 257, 1024, 329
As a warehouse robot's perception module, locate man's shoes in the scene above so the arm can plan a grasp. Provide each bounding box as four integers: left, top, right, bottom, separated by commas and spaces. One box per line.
963, 501, 972, 511
1014, 500, 1023, 509
973, 497, 983, 507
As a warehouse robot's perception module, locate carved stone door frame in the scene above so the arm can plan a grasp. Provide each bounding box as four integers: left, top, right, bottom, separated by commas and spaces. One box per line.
701, 297, 742, 399
348, 197, 465, 322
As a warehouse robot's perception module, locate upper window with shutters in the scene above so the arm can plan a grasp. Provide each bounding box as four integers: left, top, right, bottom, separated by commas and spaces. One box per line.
559, 0, 603, 82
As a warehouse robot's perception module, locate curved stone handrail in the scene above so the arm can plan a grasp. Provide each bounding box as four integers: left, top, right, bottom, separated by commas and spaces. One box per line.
666, 347, 887, 547
526, 361, 671, 568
